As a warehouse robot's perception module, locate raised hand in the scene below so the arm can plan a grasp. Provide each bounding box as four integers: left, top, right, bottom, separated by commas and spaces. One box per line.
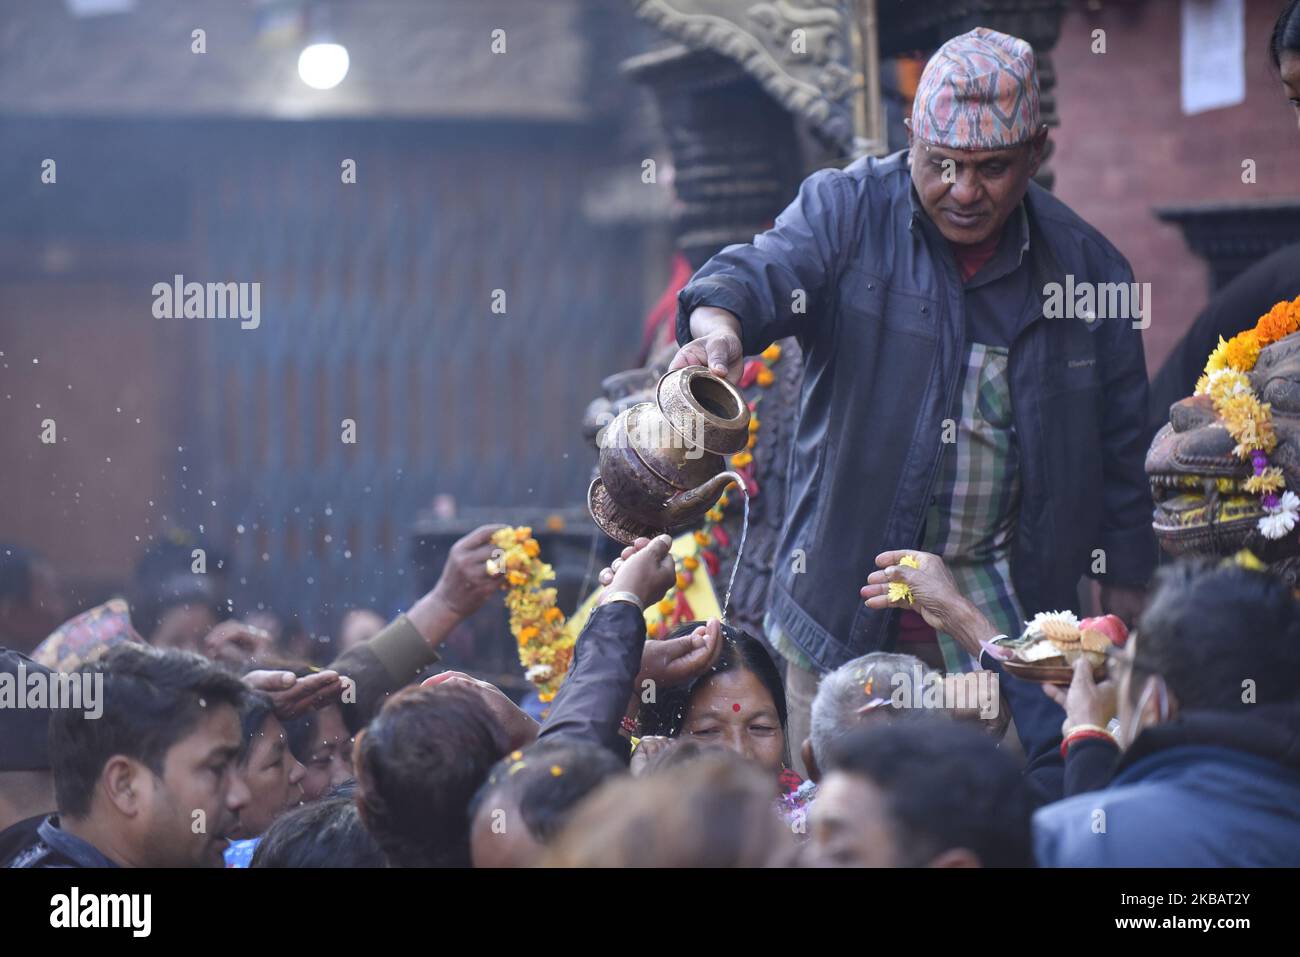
637, 617, 724, 690
597, 534, 676, 611
242, 668, 344, 720
860, 549, 994, 657
432, 523, 509, 619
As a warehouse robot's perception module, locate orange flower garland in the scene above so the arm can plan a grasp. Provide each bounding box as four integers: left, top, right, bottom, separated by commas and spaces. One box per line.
486, 526, 574, 701
1194, 295, 1300, 539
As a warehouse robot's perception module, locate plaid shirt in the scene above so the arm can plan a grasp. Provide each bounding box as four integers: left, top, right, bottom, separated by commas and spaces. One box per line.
770, 206, 1034, 676
770, 342, 1025, 675
921, 342, 1025, 672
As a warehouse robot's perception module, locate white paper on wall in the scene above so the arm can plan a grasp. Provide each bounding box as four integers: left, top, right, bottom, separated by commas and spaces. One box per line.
1181, 0, 1247, 115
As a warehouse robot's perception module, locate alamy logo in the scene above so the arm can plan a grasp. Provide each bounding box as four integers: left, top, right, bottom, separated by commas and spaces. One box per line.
49, 887, 151, 937
0, 661, 102, 719
890, 664, 1000, 720
1042, 275, 1151, 330
152, 274, 261, 329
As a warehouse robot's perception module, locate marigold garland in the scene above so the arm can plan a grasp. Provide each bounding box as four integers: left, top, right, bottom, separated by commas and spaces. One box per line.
1194, 294, 1300, 539
487, 526, 574, 702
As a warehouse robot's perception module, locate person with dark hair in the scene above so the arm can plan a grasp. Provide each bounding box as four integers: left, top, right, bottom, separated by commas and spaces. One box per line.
268, 658, 357, 803
222, 691, 306, 867
352, 684, 510, 867
8, 643, 250, 868
636, 622, 792, 784
809, 720, 1035, 867
284, 701, 353, 802
250, 795, 385, 868
1273, 0, 1300, 126
0, 545, 64, 655
468, 738, 625, 868
542, 749, 794, 867
127, 573, 222, 656
0, 649, 57, 865
1034, 561, 1300, 866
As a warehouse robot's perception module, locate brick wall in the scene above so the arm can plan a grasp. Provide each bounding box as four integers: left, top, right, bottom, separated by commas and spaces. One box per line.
1051, 0, 1299, 373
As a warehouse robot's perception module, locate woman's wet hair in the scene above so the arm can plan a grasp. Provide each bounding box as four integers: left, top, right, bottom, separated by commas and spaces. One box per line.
637, 621, 787, 738
1272, 0, 1300, 69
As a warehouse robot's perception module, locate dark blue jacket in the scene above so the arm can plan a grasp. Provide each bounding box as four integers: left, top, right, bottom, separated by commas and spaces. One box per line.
676, 150, 1156, 670
1033, 703, 1300, 867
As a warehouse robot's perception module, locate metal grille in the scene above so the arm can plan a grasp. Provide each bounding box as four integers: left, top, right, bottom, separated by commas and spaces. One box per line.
195, 124, 648, 634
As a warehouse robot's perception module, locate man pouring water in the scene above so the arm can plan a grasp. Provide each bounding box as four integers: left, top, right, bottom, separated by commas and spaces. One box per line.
669, 28, 1156, 768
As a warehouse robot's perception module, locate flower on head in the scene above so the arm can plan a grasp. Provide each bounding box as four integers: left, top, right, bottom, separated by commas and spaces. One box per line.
1222, 330, 1261, 372
1244, 467, 1285, 496
1255, 296, 1300, 346
1218, 392, 1277, 457
1198, 368, 1251, 402
1204, 336, 1231, 374
1258, 490, 1300, 540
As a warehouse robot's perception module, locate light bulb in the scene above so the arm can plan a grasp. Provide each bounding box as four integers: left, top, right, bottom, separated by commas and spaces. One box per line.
298, 42, 349, 90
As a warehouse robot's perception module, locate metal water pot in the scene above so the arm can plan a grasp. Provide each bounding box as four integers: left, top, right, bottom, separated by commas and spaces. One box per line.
588, 367, 750, 544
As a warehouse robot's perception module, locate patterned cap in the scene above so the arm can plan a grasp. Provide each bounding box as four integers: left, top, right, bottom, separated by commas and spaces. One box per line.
911, 27, 1040, 150
30, 598, 143, 672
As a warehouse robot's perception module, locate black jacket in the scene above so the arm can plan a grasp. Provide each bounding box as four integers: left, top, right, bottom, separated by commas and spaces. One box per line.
537, 602, 643, 760
678, 150, 1156, 670
1035, 702, 1300, 866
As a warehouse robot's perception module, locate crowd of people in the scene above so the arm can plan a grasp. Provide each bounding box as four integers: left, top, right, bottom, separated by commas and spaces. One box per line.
2, 522, 1299, 869
3, 4, 1300, 870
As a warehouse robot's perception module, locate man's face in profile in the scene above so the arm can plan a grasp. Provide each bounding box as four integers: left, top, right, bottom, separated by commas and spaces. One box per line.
909, 134, 1041, 245
134, 704, 246, 867
805, 771, 900, 867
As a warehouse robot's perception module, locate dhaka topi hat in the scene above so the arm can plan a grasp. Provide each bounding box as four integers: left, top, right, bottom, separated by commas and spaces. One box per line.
911, 27, 1041, 150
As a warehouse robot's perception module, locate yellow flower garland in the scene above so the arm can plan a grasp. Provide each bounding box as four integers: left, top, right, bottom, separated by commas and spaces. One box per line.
487, 526, 574, 702
1193, 295, 1300, 538
1195, 296, 1300, 454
